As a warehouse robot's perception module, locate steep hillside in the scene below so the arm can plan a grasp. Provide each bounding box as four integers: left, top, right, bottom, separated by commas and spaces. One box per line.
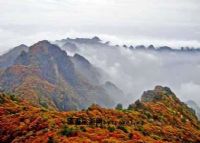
0, 44, 28, 68
71, 53, 101, 85
0, 40, 115, 110
0, 86, 199, 143
102, 81, 126, 104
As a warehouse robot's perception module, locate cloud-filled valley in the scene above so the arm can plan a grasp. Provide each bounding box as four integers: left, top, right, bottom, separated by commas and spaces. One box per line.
57, 39, 200, 106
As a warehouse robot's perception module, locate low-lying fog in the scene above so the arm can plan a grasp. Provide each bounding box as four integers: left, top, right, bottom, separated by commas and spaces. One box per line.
63, 43, 200, 106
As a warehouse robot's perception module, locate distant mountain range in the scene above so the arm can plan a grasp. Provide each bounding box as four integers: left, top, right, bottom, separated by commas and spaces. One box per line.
55, 36, 200, 52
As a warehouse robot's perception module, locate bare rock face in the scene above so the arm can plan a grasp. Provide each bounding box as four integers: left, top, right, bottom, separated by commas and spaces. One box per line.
141, 86, 174, 102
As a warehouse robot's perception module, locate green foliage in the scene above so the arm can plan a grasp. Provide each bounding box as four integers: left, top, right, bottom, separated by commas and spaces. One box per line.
136, 125, 149, 136
117, 125, 128, 133
137, 125, 144, 132
107, 126, 116, 132
41, 107, 48, 112
128, 104, 134, 110
9, 94, 18, 102
39, 98, 48, 109
80, 126, 86, 132
115, 103, 123, 110
0, 96, 5, 104
150, 134, 161, 140
181, 116, 187, 123
134, 100, 144, 109
144, 111, 152, 119
60, 125, 78, 137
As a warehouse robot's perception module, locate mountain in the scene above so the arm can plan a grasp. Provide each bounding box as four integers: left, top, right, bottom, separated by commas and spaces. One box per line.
0, 44, 28, 68
187, 100, 200, 120
134, 86, 199, 126
102, 81, 125, 104
55, 36, 111, 52
71, 53, 101, 85
57, 36, 102, 45
0, 86, 200, 143
0, 40, 115, 110
62, 42, 78, 53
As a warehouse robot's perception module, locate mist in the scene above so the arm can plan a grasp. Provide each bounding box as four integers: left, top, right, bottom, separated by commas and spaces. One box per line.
1, 0, 200, 52
59, 42, 200, 106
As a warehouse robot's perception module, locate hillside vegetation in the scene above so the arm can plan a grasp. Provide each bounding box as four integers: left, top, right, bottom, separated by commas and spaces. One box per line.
0, 86, 200, 143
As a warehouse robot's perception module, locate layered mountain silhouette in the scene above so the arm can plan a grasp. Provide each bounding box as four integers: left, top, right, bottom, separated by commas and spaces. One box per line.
55, 36, 200, 53
0, 40, 125, 110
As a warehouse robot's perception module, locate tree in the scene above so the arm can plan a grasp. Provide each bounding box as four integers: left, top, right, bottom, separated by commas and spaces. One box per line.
128, 104, 134, 110
115, 103, 123, 110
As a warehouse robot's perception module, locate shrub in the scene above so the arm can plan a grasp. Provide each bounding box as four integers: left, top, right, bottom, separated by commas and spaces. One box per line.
150, 134, 161, 140
107, 126, 116, 132
48, 137, 56, 143
80, 126, 86, 132
60, 125, 78, 137
128, 104, 134, 110
128, 133, 133, 139
117, 125, 128, 133
144, 111, 152, 119
10, 94, 18, 102
181, 116, 187, 123
137, 125, 149, 136
0, 96, 5, 104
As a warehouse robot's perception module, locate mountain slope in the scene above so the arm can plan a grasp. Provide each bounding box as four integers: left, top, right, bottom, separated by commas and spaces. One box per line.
102, 81, 125, 104
0, 40, 114, 110
0, 44, 28, 68
0, 86, 200, 143
71, 53, 101, 85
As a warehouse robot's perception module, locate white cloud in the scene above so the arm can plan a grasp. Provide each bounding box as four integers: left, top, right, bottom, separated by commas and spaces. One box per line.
177, 82, 200, 105
0, 0, 200, 52
68, 43, 200, 106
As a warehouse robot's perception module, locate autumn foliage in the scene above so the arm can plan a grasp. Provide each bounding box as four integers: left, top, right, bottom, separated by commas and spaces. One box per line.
0, 87, 200, 143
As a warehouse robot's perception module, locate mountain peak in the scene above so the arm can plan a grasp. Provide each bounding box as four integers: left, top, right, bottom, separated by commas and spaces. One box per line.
141, 85, 175, 102
92, 36, 101, 41
36, 40, 50, 44
30, 40, 51, 48
29, 40, 64, 56
0, 44, 28, 68
15, 44, 28, 49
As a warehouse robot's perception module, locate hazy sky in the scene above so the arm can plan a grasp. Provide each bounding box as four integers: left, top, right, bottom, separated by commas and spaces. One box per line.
0, 0, 200, 52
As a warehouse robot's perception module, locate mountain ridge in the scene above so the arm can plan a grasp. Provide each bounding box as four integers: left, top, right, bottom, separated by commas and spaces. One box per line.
0, 40, 123, 111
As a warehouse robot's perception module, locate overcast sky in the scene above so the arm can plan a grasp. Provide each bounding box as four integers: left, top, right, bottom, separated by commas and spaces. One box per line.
0, 0, 200, 52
